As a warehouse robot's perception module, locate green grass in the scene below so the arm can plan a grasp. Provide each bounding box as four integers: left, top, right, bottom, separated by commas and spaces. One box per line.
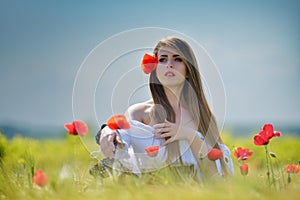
0, 132, 299, 200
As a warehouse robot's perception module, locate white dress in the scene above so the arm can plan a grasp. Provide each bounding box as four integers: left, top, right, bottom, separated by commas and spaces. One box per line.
114, 120, 234, 179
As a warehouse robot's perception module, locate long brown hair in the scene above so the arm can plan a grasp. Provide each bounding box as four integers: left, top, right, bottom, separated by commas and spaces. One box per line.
149, 37, 228, 174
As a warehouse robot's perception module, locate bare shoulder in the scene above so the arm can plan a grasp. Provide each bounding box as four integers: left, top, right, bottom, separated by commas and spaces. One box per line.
125, 100, 153, 123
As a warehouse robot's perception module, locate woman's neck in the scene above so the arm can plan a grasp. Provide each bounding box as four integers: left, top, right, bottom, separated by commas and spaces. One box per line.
163, 85, 183, 111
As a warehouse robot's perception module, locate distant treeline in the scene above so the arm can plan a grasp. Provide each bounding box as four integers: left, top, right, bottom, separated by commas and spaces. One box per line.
0, 123, 299, 140
0, 125, 64, 139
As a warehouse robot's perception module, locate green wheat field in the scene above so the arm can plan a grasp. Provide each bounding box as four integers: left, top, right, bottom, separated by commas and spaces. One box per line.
0, 131, 299, 200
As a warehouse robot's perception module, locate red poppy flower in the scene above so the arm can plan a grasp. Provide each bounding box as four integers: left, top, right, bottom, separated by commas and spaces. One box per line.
106, 114, 130, 130
141, 53, 158, 74
145, 146, 159, 157
285, 164, 300, 174
262, 124, 281, 139
253, 133, 269, 146
64, 120, 88, 136
240, 164, 249, 176
207, 148, 223, 161
233, 147, 254, 162
32, 169, 48, 187
253, 124, 281, 146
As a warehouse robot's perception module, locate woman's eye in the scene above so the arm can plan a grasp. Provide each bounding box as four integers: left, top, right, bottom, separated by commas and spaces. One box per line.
175, 57, 183, 62
159, 58, 167, 63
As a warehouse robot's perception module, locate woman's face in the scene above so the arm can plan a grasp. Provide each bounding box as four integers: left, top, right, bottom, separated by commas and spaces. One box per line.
156, 46, 187, 88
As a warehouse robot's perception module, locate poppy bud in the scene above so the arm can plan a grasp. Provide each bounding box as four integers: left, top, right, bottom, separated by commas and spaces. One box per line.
240, 164, 248, 176
269, 152, 277, 158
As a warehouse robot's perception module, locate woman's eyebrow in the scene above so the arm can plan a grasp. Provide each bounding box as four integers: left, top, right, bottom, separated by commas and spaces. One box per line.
159, 55, 168, 57
159, 54, 180, 57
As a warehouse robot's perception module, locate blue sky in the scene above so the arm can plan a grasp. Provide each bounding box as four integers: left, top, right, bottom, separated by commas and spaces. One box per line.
0, 0, 299, 130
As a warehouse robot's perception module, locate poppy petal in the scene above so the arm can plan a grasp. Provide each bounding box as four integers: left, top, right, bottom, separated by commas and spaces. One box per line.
32, 169, 48, 187
73, 120, 88, 136
240, 164, 249, 176
207, 148, 223, 161
145, 146, 159, 157
262, 124, 274, 132
64, 123, 77, 135
233, 148, 239, 159
254, 134, 269, 146
274, 131, 281, 137
234, 147, 254, 161
64, 120, 88, 136
141, 53, 158, 74
285, 164, 300, 174
107, 114, 130, 130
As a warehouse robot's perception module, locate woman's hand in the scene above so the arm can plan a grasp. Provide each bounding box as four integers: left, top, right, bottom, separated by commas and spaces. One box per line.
152, 120, 196, 146
99, 126, 122, 158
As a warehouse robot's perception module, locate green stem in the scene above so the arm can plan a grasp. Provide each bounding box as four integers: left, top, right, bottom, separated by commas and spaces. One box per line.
268, 143, 280, 189
275, 157, 286, 190
268, 150, 276, 189
287, 173, 291, 184
264, 145, 271, 188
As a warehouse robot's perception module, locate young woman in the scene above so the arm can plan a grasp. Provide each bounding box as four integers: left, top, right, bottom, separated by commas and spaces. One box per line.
96, 37, 233, 180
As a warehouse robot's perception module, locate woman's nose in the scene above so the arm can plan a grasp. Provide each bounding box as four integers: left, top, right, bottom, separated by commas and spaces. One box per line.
166, 60, 173, 68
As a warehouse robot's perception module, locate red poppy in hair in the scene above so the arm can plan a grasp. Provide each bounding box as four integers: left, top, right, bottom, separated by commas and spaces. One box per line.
141, 53, 158, 74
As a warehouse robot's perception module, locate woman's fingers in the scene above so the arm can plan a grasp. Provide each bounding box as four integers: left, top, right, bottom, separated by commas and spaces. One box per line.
100, 132, 116, 158
163, 138, 174, 146
155, 131, 172, 139
107, 133, 115, 142
153, 120, 179, 145
115, 135, 122, 144
153, 120, 172, 134
153, 121, 171, 129
153, 127, 171, 134
100, 141, 114, 158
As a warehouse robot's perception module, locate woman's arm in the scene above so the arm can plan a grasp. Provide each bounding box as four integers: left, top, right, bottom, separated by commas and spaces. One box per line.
188, 132, 219, 179
153, 121, 218, 179
98, 102, 149, 158
125, 102, 150, 123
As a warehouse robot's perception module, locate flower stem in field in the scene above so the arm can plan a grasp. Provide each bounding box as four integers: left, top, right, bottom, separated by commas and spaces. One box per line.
287, 173, 291, 184
272, 155, 286, 190
268, 152, 276, 189
264, 145, 271, 188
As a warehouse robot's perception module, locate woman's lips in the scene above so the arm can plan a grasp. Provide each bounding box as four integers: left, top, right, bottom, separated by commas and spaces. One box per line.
164, 71, 175, 77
